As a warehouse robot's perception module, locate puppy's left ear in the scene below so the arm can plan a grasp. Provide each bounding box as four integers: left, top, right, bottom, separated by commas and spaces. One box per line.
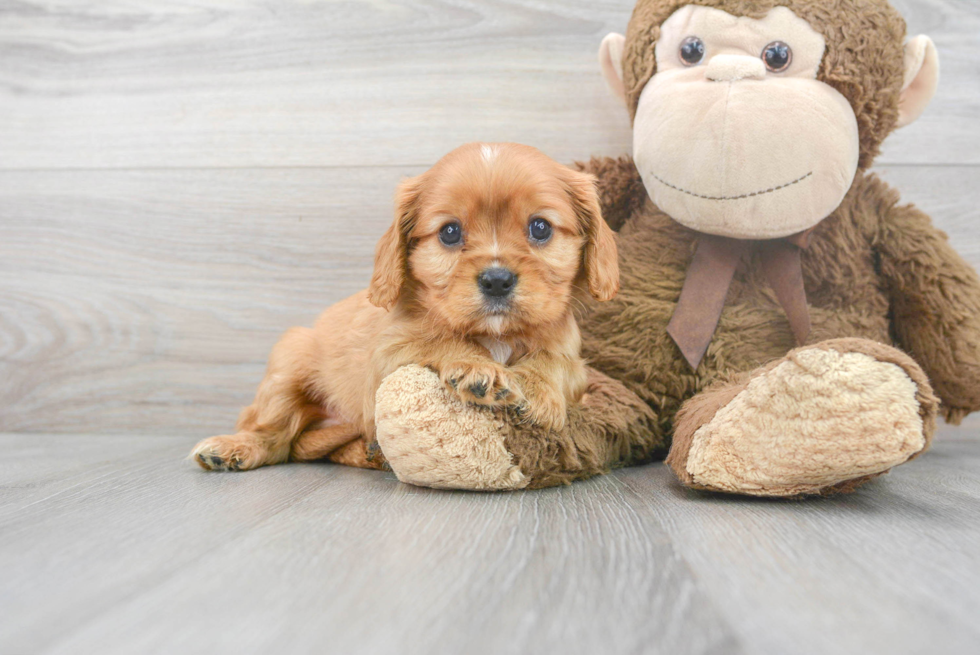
565, 169, 619, 301
369, 175, 423, 310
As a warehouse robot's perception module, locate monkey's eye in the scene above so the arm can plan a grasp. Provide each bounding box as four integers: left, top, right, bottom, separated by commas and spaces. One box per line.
679, 36, 705, 66
528, 217, 553, 244
438, 221, 463, 247
762, 41, 792, 72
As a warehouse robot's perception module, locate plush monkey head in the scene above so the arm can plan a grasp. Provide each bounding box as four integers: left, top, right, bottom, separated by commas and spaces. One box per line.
599, 0, 940, 240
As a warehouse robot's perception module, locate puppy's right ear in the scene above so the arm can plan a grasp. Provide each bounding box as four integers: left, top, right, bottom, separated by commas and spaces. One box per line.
368, 175, 423, 310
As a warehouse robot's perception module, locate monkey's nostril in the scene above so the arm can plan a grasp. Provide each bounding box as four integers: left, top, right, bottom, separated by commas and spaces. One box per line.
478, 267, 517, 298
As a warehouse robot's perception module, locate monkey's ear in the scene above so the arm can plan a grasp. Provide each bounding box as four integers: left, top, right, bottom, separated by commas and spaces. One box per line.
368, 176, 423, 310
599, 33, 627, 103
566, 170, 619, 302
896, 35, 940, 129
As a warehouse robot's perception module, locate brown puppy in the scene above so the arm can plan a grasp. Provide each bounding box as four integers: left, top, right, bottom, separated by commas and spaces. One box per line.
191, 142, 619, 471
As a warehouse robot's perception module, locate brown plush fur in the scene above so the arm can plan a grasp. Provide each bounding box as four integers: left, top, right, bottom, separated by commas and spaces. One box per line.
576, 159, 980, 456
622, 0, 908, 168
190, 143, 620, 472
559, 3, 977, 483
502, 367, 662, 489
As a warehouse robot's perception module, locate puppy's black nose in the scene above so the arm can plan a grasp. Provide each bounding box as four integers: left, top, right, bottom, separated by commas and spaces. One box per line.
478, 267, 517, 298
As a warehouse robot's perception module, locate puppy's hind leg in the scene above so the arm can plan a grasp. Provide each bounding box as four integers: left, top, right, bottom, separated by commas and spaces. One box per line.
290, 422, 362, 462
192, 327, 323, 471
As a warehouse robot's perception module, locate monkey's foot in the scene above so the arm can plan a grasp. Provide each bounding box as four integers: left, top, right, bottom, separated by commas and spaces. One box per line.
375, 365, 528, 491
667, 339, 939, 497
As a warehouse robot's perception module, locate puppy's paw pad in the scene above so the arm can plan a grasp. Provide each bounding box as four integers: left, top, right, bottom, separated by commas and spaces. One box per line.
468, 380, 488, 399
195, 451, 238, 471
439, 361, 512, 408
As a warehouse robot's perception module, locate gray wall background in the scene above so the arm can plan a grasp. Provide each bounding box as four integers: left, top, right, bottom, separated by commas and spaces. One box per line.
1, 0, 978, 437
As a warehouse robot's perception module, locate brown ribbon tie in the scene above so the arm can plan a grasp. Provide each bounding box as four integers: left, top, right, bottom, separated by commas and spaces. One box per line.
666, 233, 812, 371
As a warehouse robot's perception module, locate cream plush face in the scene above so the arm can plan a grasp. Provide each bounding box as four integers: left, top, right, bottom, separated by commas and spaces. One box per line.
629, 6, 860, 239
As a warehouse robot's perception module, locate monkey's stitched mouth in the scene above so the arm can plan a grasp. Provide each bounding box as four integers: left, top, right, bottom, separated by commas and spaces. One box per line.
651, 171, 813, 201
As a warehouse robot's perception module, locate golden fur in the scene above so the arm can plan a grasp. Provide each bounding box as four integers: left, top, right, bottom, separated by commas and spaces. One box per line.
191, 143, 618, 471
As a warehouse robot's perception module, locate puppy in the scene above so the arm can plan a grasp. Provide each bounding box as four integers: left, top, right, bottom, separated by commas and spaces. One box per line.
191, 142, 619, 471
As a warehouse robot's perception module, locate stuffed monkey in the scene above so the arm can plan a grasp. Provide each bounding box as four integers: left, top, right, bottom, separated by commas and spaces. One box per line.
334, 0, 980, 496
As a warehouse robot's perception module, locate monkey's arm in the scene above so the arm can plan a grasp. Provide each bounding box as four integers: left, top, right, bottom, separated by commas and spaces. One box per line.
373, 363, 663, 490
876, 199, 980, 424
574, 156, 648, 231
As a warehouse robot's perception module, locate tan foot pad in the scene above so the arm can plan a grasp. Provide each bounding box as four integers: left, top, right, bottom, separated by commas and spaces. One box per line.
375, 365, 528, 491
674, 343, 936, 497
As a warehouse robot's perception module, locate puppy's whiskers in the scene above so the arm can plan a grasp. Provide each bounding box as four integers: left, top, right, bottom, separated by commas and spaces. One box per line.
418, 304, 443, 338
568, 295, 588, 318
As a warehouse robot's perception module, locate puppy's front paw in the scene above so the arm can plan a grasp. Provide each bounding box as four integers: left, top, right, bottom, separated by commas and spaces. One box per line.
439, 360, 519, 408
512, 372, 568, 432
519, 394, 568, 432
190, 434, 267, 471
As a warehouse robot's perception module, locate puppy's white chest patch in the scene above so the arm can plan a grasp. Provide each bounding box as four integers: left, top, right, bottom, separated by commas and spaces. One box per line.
478, 336, 514, 365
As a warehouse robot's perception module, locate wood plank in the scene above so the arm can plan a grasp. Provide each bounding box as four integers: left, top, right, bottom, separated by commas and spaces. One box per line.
0, 0, 976, 170
0, 0, 634, 169
1, 165, 977, 436
0, 435, 348, 654
615, 424, 980, 655
0, 166, 420, 436
2, 430, 977, 654
0, 434, 739, 655
875, 164, 980, 266
0, 434, 190, 507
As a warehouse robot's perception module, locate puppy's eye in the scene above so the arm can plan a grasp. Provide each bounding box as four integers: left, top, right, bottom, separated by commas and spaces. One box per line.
762, 41, 792, 72
438, 221, 463, 247
679, 36, 705, 66
528, 217, 553, 244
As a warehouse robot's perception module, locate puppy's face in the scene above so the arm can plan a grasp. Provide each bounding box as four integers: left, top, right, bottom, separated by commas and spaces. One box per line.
369, 143, 618, 337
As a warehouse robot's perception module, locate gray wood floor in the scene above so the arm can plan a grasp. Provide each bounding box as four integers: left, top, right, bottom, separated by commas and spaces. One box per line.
2, 1, 980, 653
2, 424, 979, 655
